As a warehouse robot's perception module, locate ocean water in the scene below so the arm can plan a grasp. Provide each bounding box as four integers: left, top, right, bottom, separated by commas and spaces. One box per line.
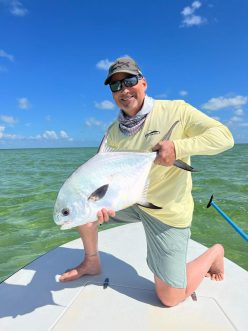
0, 145, 247, 282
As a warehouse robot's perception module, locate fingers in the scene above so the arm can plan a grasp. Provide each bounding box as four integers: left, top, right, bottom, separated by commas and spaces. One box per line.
97, 208, 115, 225
152, 142, 162, 152
152, 141, 176, 166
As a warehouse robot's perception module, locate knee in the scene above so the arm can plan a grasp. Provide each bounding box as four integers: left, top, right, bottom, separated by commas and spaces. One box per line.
155, 286, 185, 307
156, 292, 180, 307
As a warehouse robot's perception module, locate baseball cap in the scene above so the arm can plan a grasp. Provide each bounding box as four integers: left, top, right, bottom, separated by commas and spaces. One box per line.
104, 57, 143, 85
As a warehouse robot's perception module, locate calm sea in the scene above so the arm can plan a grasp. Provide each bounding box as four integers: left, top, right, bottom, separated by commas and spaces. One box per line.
0, 145, 247, 282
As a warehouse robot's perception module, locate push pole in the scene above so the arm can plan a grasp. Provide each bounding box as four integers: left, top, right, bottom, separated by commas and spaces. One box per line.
207, 195, 248, 242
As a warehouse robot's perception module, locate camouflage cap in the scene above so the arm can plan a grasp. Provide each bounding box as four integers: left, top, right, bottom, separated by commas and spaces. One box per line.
104, 57, 143, 85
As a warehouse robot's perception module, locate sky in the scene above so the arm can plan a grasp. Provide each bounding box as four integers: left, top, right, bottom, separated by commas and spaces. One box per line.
0, 0, 247, 149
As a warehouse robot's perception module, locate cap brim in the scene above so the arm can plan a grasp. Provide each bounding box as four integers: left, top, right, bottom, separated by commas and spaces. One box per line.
104, 69, 141, 85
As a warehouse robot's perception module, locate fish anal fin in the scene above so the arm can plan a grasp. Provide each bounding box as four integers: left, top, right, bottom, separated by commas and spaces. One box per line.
88, 184, 109, 202
137, 202, 162, 210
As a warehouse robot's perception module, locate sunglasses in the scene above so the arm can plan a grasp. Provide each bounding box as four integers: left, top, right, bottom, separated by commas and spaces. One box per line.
109, 74, 143, 93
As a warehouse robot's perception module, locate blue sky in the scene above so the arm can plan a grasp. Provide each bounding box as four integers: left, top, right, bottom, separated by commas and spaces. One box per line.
0, 0, 247, 148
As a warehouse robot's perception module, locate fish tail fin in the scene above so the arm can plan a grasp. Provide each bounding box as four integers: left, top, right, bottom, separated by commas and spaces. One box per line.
174, 159, 198, 172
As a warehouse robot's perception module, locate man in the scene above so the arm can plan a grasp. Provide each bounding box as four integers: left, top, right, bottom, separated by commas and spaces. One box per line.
59, 57, 234, 307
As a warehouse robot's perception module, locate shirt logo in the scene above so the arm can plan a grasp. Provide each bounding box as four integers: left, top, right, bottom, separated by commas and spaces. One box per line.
145, 130, 160, 138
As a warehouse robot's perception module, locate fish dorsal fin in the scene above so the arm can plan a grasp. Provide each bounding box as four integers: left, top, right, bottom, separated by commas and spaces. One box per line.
158, 120, 198, 172
97, 123, 117, 153
97, 132, 110, 153
88, 184, 109, 202
97, 133, 113, 153
162, 120, 179, 141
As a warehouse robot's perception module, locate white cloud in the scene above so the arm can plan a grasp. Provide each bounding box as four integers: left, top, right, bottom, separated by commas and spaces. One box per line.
0, 49, 15, 62
0, 115, 18, 125
41, 130, 73, 141
202, 95, 248, 110
156, 92, 168, 99
17, 97, 31, 109
181, 1, 201, 16
183, 15, 206, 27
60, 130, 69, 139
234, 108, 244, 116
0, 125, 20, 140
230, 116, 242, 123
226, 106, 248, 129
239, 123, 248, 128
227, 118, 248, 128
85, 117, 103, 127
3, 133, 19, 139
9, 0, 28, 16
39, 130, 73, 141
181, 1, 207, 27
95, 100, 115, 110
0, 126, 74, 145
0, 126, 5, 139
43, 130, 58, 140
96, 59, 113, 70
0, 125, 17, 139
179, 90, 188, 96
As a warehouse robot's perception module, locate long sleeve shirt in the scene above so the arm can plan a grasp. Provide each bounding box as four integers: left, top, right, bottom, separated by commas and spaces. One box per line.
107, 100, 234, 227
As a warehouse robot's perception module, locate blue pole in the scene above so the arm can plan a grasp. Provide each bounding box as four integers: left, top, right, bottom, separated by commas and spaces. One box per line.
207, 195, 248, 242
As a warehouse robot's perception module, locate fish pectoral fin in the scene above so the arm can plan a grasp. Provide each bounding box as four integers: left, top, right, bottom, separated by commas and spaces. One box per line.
137, 202, 162, 209
174, 159, 198, 172
88, 184, 109, 202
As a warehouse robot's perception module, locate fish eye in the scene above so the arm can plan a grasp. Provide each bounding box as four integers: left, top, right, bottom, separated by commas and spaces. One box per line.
61, 208, 70, 216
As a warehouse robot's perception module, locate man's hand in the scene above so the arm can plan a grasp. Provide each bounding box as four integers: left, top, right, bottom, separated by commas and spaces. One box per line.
152, 140, 176, 166
97, 208, 116, 225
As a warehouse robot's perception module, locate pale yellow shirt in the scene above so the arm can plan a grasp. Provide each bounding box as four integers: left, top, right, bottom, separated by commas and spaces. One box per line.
107, 100, 234, 227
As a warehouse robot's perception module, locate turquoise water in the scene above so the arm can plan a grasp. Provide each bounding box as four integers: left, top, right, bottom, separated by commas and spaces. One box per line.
0, 145, 247, 282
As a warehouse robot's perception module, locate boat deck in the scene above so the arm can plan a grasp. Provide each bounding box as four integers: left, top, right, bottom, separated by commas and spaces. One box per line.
0, 223, 247, 330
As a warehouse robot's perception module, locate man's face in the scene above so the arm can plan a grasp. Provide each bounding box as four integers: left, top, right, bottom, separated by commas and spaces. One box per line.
110, 72, 147, 117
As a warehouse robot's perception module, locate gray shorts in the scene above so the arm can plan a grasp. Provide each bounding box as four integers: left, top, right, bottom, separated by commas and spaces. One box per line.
110, 205, 191, 289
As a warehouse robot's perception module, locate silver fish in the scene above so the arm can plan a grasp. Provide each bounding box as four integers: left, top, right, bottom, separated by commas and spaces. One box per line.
53, 121, 196, 229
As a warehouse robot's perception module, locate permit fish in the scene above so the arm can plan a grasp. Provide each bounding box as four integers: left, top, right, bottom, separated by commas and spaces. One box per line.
53, 121, 196, 229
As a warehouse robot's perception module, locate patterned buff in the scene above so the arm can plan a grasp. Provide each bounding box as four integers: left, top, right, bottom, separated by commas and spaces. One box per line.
118, 96, 154, 136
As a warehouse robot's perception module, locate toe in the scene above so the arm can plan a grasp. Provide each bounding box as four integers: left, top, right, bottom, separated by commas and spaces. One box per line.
59, 270, 80, 282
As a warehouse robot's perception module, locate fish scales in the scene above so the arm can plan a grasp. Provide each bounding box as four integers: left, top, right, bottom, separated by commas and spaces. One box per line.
54, 151, 156, 229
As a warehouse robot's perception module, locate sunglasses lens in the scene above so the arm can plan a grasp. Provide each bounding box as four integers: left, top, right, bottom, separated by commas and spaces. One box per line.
109, 75, 142, 92
109, 81, 121, 92
124, 76, 138, 87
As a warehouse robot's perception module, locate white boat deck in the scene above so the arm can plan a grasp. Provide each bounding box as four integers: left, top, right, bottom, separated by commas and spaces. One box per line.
0, 223, 247, 331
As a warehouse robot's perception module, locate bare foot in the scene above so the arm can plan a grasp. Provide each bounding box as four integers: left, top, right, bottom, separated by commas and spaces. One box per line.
206, 244, 224, 281
59, 255, 101, 282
